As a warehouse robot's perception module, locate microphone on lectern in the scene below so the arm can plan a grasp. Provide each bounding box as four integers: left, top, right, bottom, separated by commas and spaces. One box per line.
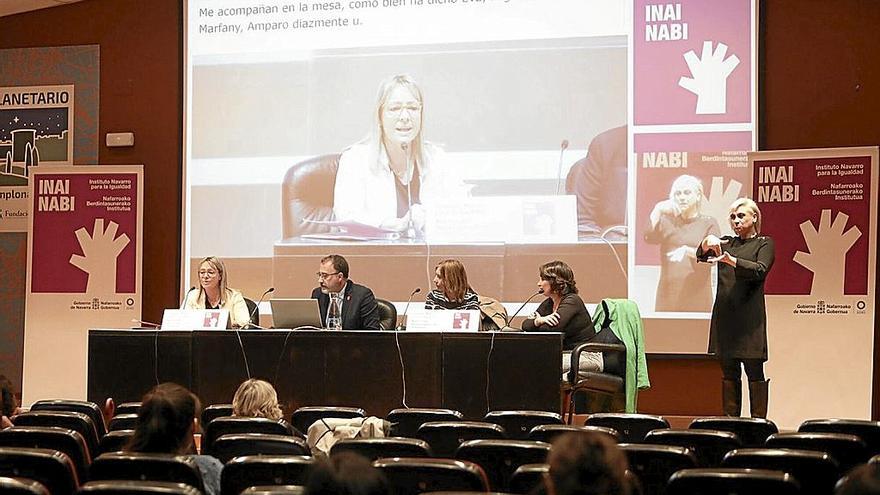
397, 287, 422, 331
180, 286, 197, 309
504, 288, 545, 330
247, 287, 275, 329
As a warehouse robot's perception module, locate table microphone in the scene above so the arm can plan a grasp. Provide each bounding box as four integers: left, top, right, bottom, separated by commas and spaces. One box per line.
504, 288, 544, 330
247, 287, 275, 329
180, 286, 196, 309
396, 287, 421, 331
131, 318, 161, 329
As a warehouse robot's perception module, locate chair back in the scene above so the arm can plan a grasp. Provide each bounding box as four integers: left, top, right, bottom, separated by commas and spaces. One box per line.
245, 298, 260, 327
99, 430, 134, 455
798, 418, 880, 456
766, 431, 868, 472
644, 429, 741, 467
108, 413, 138, 432
291, 406, 365, 434
203, 417, 295, 455
331, 437, 432, 461
241, 486, 305, 495
0, 477, 49, 495
484, 410, 563, 440
12, 410, 100, 458
528, 424, 621, 443
721, 447, 838, 495
455, 439, 551, 491
387, 408, 464, 438
585, 413, 669, 443
113, 402, 142, 416
619, 444, 698, 495
31, 399, 107, 437
0, 426, 90, 481
373, 457, 489, 495
667, 467, 800, 495
689, 416, 778, 448
0, 447, 79, 495
89, 452, 204, 493
221, 455, 314, 495
281, 154, 341, 239
509, 463, 548, 495
201, 404, 234, 427
78, 480, 203, 494
375, 298, 398, 330
212, 433, 310, 464
417, 421, 506, 458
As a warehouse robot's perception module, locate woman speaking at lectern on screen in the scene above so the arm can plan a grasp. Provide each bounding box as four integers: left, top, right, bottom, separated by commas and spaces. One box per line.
332, 74, 467, 238
182, 256, 251, 328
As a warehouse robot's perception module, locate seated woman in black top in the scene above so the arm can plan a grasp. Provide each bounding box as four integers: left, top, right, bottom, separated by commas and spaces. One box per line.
425, 259, 480, 310
522, 260, 602, 373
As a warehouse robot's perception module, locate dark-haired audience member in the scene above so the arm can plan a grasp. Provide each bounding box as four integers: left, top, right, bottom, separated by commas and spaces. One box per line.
126, 383, 222, 495
836, 463, 880, 495
305, 451, 389, 495
522, 260, 602, 374
545, 432, 631, 495
0, 375, 19, 429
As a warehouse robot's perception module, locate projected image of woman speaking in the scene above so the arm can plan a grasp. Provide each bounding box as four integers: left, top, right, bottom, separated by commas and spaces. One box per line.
332, 74, 466, 237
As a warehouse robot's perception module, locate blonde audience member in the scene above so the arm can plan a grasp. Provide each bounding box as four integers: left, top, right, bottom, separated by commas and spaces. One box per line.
232, 378, 283, 421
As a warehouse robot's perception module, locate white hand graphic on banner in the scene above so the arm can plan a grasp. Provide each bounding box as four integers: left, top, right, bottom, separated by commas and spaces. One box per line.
69, 218, 130, 293
704, 176, 743, 236
792, 209, 861, 297
678, 41, 740, 114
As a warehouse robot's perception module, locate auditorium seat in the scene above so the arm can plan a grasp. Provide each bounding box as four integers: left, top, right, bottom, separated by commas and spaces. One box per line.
508, 463, 548, 494
290, 406, 365, 434
618, 444, 698, 495
666, 467, 800, 495
113, 402, 141, 416
89, 452, 204, 493
108, 413, 138, 432
373, 457, 490, 495
0, 447, 79, 495
417, 421, 506, 458
375, 298, 398, 330
30, 399, 107, 438
721, 447, 838, 495
241, 486, 305, 495
201, 404, 234, 427
483, 410, 563, 440
798, 418, 880, 456
281, 153, 341, 239
585, 413, 669, 443
455, 439, 551, 491
565, 341, 627, 420
12, 411, 100, 459
766, 431, 867, 472
0, 476, 49, 495
528, 424, 621, 443
98, 430, 134, 455
0, 426, 91, 482
78, 480, 203, 494
212, 433, 310, 464
689, 417, 778, 448
644, 429, 741, 467
387, 408, 464, 438
203, 417, 297, 455
221, 455, 314, 495
330, 437, 432, 461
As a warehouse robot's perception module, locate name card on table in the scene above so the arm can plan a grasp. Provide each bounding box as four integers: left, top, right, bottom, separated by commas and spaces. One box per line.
161, 309, 229, 330
406, 309, 481, 332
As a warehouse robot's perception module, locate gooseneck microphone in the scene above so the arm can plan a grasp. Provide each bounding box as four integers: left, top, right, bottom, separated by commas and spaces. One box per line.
180, 286, 197, 309
396, 287, 422, 331
131, 318, 161, 329
505, 288, 545, 329
555, 139, 569, 195
247, 287, 275, 329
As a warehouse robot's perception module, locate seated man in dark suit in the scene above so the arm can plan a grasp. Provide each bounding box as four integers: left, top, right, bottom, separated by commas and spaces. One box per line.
311, 254, 381, 330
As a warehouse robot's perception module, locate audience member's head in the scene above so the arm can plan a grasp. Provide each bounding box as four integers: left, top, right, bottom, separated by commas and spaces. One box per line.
232, 378, 283, 420
305, 452, 389, 495
127, 382, 200, 454
546, 432, 630, 495
0, 375, 18, 428
836, 462, 880, 495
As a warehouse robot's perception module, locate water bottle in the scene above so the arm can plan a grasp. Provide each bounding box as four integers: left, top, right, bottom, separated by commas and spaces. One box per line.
327, 292, 342, 331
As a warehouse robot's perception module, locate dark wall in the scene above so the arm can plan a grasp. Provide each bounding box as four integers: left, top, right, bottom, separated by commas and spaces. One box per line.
0, 0, 182, 322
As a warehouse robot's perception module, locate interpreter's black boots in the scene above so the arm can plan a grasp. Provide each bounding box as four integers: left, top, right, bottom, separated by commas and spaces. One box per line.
722, 379, 741, 416
749, 379, 769, 418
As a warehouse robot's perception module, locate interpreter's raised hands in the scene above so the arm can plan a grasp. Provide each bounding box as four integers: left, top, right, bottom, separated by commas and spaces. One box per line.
701, 234, 727, 257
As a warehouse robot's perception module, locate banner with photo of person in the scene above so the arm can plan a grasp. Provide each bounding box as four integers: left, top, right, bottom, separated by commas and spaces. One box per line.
752, 147, 877, 427
22, 165, 143, 404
